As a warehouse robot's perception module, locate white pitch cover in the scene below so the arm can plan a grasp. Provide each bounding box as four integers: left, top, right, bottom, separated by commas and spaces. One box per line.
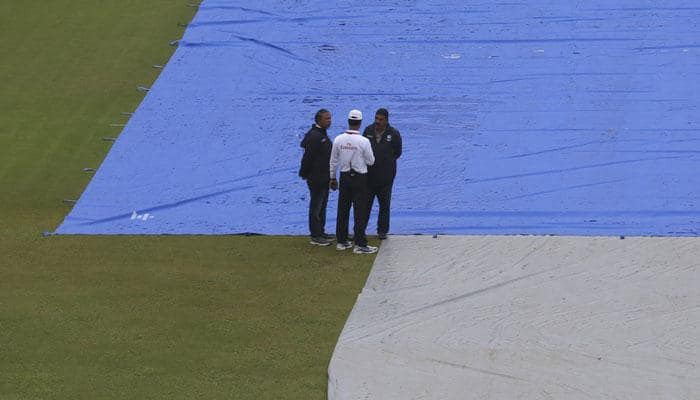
328, 235, 699, 399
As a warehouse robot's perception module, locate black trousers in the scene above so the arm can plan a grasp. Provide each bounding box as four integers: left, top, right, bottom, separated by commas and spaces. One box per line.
367, 183, 393, 234
307, 180, 329, 237
336, 171, 369, 247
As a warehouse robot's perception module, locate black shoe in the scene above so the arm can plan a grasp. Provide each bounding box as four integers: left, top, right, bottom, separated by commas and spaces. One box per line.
378, 232, 388, 240
322, 233, 336, 241
309, 236, 331, 246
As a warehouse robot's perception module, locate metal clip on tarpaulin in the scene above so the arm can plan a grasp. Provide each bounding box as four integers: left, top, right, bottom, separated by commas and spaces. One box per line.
152, 65, 164, 69
169, 40, 179, 47
109, 123, 125, 127
62, 199, 77, 204
83, 168, 96, 173
101, 137, 117, 142
120, 112, 133, 116
136, 86, 150, 92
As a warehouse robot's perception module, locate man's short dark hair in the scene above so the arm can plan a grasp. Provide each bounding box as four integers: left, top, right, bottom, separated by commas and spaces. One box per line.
348, 120, 362, 129
315, 108, 330, 124
376, 108, 389, 119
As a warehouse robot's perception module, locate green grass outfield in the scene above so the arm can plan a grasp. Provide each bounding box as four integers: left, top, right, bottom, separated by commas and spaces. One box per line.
0, 2, 375, 399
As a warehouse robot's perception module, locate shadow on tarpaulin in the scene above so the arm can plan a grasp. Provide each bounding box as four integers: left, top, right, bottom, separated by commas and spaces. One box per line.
55, 0, 700, 236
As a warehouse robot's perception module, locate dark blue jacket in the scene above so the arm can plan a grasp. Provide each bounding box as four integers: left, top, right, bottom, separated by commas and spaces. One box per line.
363, 124, 402, 186
299, 125, 332, 185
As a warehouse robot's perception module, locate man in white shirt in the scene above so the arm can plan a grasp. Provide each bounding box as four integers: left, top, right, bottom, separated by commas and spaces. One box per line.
329, 110, 377, 254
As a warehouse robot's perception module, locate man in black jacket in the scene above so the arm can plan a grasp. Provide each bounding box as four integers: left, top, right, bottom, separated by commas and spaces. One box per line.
363, 108, 402, 240
299, 109, 334, 246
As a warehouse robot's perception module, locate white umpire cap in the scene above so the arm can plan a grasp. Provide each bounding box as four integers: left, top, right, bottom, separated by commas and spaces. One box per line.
348, 109, 363, 121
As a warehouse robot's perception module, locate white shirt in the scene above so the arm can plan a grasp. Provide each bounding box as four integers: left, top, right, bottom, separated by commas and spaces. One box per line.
329, 130, 375, 178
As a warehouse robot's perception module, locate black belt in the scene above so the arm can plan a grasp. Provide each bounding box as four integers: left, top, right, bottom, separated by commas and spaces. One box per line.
341, 169, 365, 176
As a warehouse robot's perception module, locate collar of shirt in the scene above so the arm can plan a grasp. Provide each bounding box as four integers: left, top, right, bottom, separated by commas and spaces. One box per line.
344, 129, 360, 134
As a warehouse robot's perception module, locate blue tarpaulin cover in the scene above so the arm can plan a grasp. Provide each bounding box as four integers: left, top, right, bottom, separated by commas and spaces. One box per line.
56, 1, 700, 235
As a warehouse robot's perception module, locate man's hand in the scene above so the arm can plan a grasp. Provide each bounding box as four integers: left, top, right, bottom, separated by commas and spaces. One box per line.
329, 178, 338, 191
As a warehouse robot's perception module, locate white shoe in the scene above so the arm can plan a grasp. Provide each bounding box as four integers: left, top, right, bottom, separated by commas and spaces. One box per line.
336, 241, 353, 251
353, 245, 378, 254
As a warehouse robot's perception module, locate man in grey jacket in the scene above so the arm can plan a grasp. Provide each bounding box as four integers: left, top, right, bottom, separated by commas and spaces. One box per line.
363, 108, 402, 240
